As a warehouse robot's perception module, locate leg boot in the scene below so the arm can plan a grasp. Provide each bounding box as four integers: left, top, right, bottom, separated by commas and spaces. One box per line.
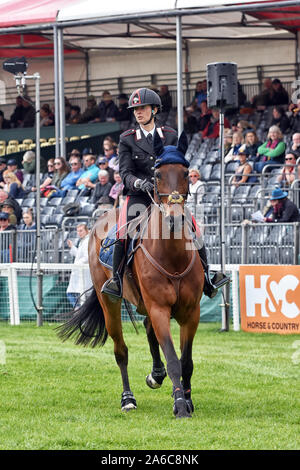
101, 239, 125, 300
198, 245, 230, 299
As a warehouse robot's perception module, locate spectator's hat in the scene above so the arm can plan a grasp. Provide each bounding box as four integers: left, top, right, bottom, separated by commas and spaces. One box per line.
7, 159, 17, 166
2, 200, 14, 209
0, 157, 6, 164
270, 188, 288, 200
87, 95, 96, 102
118, 93, 128, 100
82, 147, 93, 155
0, 212, 9, 220
98, 157, 107, 164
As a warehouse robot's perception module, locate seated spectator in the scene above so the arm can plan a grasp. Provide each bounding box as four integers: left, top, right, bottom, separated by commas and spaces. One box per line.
276, 152, 297, 188
0, 171, 26, 199
67, 105, 82, 125
65, 96, 72, 122
0, 189, 22, 224
240, 130, 262, 164
1, 200, 18, 226
0, 211, 16, 262
197, 100, 212, 132
224, 129, 233, 154
40, 157, 69, 197
31, 158, 55, 191
201, 108, 230, 139
6, 159, 23, 184
264, 188, 300, 223
19, 207, 36, 230
192, 80, 207, 108
224, 131, 244, 163
288, 99, 300, 134
68, 148, 81, 160
251, 78, 273, 110
236, 119, 255, 134
108, 171, 124, 207
0, 158, 7, 184
97, 157, 115, 185
17, 208, 37, 260
102, 140, 119, 171
10, 96, 25, 128
40, 103, 54, 127
76, 153, 99, 193
186, 169, 205, 206
183, 106, 199, 136
20, 96, 36, 128
270, 79, 289, 106
271, 106, 290, 134
90, 170, 112, 205
0, 211, 15, 231
79, 95, 100, 124
159, 85, 172, 114
116, 94, 131, 123
231, 150, 254, 189
0, 110, 10, 129
289, 132, 300, 155
22, 150, 47, 175
98, 91, 119, 122
255, 125, 286, 173
50, 155, 83, 197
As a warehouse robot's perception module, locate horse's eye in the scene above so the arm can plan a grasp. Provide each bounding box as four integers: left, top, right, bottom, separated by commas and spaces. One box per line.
184, 170, 189, 178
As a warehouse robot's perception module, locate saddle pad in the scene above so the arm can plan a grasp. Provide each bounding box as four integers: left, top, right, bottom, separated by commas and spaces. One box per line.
99, 224, 117, 270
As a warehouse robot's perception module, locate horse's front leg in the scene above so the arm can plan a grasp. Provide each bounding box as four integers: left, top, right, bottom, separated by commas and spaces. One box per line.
100, 296, 137, 411
143, 317, 167, 389
149, 306, 191, 418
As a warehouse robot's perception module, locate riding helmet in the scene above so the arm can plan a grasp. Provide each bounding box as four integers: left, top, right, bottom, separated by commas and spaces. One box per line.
128, 88, 162, 112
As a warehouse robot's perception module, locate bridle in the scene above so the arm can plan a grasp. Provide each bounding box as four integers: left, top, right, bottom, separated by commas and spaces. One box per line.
147, 172, 189, 217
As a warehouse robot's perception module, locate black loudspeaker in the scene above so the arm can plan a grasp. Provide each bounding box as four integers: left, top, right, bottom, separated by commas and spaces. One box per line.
206, 62, 238, 109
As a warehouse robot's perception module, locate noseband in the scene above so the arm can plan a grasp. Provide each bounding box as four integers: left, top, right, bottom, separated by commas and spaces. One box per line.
153, 176, 188, 210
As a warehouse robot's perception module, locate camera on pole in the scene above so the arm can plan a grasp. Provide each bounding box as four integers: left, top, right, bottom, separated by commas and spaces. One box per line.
3, 56, 28, 75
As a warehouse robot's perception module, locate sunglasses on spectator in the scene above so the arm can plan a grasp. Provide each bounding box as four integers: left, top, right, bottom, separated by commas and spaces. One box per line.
285, 158, 294, 161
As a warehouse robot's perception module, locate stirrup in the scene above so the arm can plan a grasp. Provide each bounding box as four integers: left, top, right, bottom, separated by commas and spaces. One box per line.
101, 273, 122, 300
211, 271, 230, 289
204, 270, 230, 299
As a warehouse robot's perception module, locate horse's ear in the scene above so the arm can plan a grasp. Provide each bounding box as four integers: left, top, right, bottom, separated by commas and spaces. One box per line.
153, 130, 164, 156
177, 131, 189, 155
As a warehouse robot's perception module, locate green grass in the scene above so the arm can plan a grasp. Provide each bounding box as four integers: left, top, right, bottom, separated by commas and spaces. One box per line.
0, 321, 299, 450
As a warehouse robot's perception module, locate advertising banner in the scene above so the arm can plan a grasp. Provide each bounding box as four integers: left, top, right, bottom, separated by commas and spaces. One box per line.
239, 265, 300, 334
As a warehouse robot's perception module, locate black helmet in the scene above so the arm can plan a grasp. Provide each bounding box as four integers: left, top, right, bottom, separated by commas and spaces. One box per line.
128, 88, 162, 112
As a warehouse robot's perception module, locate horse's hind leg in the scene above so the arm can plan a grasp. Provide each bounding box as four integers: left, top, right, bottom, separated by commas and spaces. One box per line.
100, 295, 137, 411
143, 317, 167, 389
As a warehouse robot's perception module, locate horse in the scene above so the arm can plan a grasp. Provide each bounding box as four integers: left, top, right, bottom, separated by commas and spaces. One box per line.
58, 131, 204, 418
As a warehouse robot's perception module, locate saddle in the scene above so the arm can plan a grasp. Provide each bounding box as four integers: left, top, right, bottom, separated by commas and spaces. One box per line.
99, 224, 140, 270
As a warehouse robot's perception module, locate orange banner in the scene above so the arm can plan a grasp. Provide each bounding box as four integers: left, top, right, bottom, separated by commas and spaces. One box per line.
239, 265, 300, 335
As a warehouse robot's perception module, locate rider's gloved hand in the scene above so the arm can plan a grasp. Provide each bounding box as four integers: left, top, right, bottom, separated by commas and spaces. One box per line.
134, 178, 154, 193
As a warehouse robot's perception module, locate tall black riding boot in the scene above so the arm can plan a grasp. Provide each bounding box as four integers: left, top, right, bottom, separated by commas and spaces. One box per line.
101, 239, 125, 300
198, 245, 230, 299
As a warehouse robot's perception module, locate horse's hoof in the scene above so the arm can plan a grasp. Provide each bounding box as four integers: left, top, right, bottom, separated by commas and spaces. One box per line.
146, 366, 167, 389
121, 391, 137, 412
173, 398, 192, 418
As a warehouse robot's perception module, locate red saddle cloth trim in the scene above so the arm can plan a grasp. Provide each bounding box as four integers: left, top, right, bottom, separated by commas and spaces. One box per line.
117, 196, 130, 240
191, 215, 201, 238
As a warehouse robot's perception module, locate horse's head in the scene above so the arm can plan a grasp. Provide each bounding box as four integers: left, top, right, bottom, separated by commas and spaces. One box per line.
153, 131, 190, 232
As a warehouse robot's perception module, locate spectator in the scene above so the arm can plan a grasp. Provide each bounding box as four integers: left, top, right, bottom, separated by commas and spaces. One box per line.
186, 168, 205, 206
231, 150, 254, 188
116, 94, 131, 123
102, 140, 119, 171
1, 200, 18, 226
40, 103, 54, 127
288, 99, 300, 134
79, 95, 100, 124
0, 189, 22, 224
108, 171, 124, 206
252, 78, 273, 110
183, 106, 199, 136
50, 155, 83, 197
224, 129, 233, 154
255, 125, 286, 173
271, 106, 290, 134
201, 108, 230, 139
6, 159, 23, 184
0, 211, 15, 233
224, 131, 244, 163
32, 158, 55, 191
90, 170, 112, 205
197, 100, 212, 132
236, 120, 255, 134
290, 132, 300, 154
0, 158, 7, 184
98, 91, 119, 122
22, 150, 47, 175
159, 85, 172, 114
66, 223, 92, 308
97, 157, 115, 185
51, 157, 70, 189
192, 80, 207, 108
264, 188, 300, 223
0, 211, 16, 263
1, 171, 26, 199
240, 130, 261, 163
10, 96, 25, 128
19, 207, 36, 230
68, 148, 81, 160
17, 208, 36, 261
76, 154, 99, 193
276, 152, 297, 188
270, 79, 289, 106
65, 97, 72, 122
21, 96, 36, 128
67, 105, 82, 125
0, 110, 10, 129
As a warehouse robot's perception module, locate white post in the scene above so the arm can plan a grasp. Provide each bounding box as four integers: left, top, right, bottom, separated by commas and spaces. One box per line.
58, 28, 66, 158
176, 15, 183, 136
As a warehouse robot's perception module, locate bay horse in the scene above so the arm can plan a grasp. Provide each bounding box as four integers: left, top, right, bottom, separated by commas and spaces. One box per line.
58, 132, 204, 418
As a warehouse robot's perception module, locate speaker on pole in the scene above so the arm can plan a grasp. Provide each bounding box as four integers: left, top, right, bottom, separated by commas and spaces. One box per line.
207, 62, 238, 109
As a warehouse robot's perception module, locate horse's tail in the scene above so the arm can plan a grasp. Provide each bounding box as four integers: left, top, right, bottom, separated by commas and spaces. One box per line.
56, 287, 108, 348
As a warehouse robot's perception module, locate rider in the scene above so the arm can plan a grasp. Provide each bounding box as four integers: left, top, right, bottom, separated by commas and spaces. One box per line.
101, 87, 229, 300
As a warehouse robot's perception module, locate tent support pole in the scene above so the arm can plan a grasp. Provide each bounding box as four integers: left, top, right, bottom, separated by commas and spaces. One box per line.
176, 15, 183, 136
58, 27, 66, 158
53, 25, 60, 158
